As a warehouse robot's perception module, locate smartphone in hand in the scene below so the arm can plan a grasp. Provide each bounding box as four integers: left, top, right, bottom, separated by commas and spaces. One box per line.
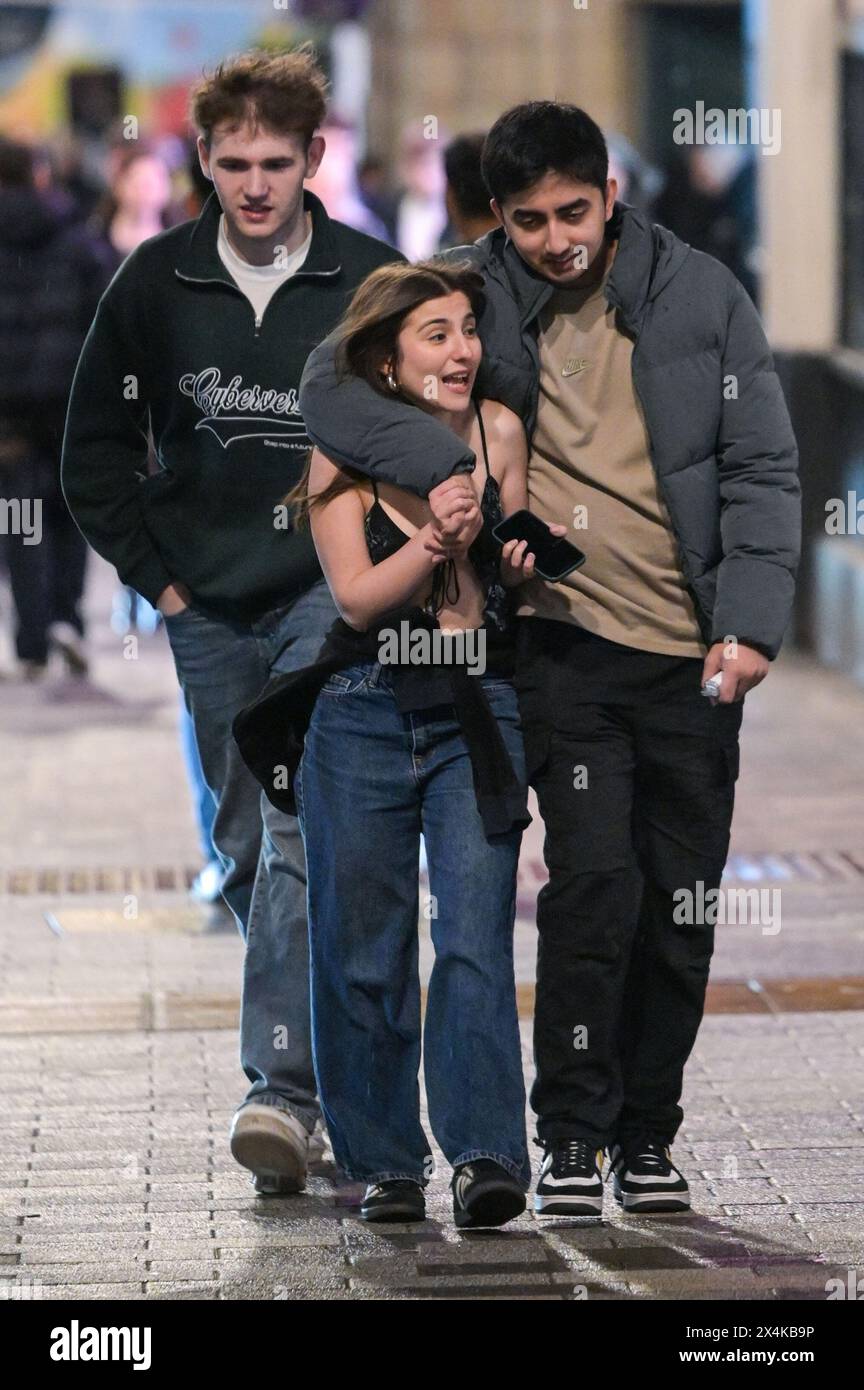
492, 509, 586, 582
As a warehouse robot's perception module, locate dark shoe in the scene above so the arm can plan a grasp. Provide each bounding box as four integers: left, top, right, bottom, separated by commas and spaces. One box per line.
360, 1179, 425, 1223
20, 659, 48, 682
252, 1172, 300, 1196
451, 1159, 526, 1229
534, 1138, 604, 1216
49, 622, 89, 677
608, 1140, 690, 1213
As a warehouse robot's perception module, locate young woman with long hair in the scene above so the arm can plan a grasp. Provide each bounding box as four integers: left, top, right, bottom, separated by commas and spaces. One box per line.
237, 259, 564, 1227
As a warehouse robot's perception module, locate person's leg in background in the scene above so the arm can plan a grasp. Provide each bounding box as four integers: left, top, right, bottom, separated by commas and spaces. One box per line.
178, 692, 218, 863
162, 605, 268, 937
177, 694, 228, 929
2, 449, 51, 674
38, 456, 88, 676
48, 488, 88, 642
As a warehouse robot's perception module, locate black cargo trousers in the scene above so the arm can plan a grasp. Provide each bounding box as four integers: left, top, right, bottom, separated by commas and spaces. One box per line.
514, 617, 744, 1151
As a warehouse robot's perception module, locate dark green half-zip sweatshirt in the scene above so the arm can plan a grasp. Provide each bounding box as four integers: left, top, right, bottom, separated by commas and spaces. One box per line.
61, 189, 402, 619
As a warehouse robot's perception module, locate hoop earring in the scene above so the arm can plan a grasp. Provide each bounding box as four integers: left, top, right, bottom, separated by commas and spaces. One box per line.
386, 370, 398, 392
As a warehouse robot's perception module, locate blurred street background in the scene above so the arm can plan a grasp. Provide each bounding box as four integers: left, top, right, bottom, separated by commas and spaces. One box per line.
1, 0, 863, 1301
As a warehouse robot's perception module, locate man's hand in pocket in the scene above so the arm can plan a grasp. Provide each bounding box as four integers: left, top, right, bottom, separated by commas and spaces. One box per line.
156, 582, 192, 616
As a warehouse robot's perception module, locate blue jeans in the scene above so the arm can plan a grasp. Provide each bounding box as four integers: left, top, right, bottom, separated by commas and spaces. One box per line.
295, 660, 531, 1188
178, 695, 218, 863
163, 578, 338, 1130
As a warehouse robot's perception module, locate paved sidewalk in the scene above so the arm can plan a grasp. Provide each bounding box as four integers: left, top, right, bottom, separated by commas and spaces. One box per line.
0, 558, 862, 1300
1, 1014, 863, 1300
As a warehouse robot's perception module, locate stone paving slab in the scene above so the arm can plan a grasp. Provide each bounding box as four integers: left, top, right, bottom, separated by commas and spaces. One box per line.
2, 562, 864, 1299
0, 1014, 860, 1300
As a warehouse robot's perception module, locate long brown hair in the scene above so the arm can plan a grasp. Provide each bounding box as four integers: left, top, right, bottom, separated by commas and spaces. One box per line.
286, 258, 485, 526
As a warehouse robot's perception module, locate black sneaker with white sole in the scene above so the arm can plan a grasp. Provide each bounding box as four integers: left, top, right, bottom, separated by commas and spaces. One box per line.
608, 1140, 690, 1213
451, 1159, 526, 1229
534, 1138, 605, 1215
360, 1179, 426, 1222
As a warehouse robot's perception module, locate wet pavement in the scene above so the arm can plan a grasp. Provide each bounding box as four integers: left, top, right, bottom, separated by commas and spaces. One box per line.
1, 557, 862, 1300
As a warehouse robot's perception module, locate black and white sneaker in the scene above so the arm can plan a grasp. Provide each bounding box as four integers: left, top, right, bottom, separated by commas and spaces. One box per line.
451, 1159, 526, 1229
608, 1141, 691, 1213
360, 1179, 426, 1223
534, 1138, 605, 1215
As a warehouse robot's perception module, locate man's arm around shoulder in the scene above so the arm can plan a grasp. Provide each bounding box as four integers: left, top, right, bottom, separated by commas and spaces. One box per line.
298, 242, 491, 497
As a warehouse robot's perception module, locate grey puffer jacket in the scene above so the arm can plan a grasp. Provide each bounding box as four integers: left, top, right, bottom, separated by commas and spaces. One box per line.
299, 203, 801, 658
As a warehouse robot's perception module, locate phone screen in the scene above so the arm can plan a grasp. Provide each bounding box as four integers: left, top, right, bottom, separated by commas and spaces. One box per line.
492, 509, 586, 582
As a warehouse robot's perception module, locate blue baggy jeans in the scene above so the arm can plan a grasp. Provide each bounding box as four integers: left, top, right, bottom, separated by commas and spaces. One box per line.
295, 660, 532, 1187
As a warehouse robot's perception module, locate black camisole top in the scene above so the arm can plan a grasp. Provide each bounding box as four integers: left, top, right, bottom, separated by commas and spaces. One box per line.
362, 399, 510, 639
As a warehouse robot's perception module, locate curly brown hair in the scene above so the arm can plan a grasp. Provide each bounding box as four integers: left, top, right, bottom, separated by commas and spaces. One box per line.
190, 46, 328, 149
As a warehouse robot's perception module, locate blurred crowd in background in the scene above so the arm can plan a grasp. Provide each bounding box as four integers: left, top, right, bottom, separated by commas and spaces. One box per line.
0, 21, 766, 926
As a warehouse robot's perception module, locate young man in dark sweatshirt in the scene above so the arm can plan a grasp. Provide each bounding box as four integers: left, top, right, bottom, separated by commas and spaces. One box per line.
62, 50, 402, 1194
298, 102, 800, 1216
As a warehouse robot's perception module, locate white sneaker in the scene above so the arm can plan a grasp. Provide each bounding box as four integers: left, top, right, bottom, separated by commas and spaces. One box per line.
189, 860, 224, 904
230, 1104, 309, 1192
251, 1118, 334, 1192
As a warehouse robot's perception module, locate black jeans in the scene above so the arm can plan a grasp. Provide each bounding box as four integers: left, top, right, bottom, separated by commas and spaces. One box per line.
514, 618, 743, 1150
1, 450, 87, 662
